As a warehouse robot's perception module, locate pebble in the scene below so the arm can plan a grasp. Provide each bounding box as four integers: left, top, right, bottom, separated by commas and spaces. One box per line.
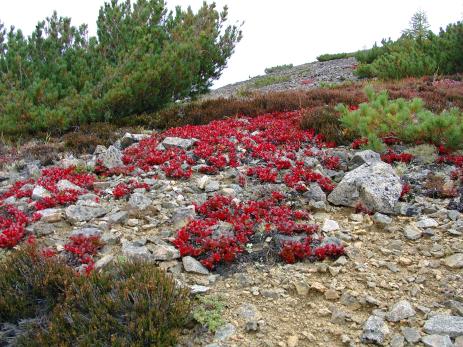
386, 300, 416, 322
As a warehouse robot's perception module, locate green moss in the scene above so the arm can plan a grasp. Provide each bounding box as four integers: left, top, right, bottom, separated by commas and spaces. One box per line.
193, 295, 225, 332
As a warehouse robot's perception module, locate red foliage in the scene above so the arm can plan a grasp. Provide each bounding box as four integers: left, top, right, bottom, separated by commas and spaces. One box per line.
322, 156, 341, 170
381, 150, 413, 164
400, 183, 411, 200
351, 138, 368, 149
64, 234, 103, 274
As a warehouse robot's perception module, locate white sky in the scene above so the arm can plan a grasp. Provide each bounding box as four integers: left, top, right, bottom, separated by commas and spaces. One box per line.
2, 0, 463, 88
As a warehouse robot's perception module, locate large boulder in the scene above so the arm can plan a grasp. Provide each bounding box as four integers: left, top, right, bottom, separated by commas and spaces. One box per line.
97, 145, 123, 169
328, 161, 402, 214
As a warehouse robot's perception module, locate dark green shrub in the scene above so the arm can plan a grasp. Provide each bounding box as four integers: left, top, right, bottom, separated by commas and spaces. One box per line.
0, 1, 242, 135
63, 122, 118, 153
300, 106, 348, 145
338, 86, 463, 150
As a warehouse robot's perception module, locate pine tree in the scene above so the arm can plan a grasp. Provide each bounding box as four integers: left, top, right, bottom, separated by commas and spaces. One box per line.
402, 10, 431, 42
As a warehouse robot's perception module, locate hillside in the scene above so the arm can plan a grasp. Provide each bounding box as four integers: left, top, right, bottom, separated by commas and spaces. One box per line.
1, 72, 463, 346
207, 57, 358, 99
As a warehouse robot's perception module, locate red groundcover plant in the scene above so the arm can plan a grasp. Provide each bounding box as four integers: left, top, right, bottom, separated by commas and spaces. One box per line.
172, 194, 344, 269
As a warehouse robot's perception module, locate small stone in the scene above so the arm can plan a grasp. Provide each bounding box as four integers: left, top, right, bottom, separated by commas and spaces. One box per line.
108, 211, 128, 224
56, 179, 82, 192
386, 300, 416, 322
172, 205, 196, 229
401, 327, 421, 343
32, 185, 51, 201
361, 315, 390, 345
190, 285, 210, 294
416, 218, 438, 228
214, 323, 236, 341
349, 150, 381, 170
94, 254, 114, 270
128, 193, 152, 210
287, 335, 298, 347
390, 334, 404, 347
421, 334, 453, 347
70, 227, 102, 237
404, 225, 422, 240
162, 137, 195, 150
205, 180, 220, 193
182, 256, 209, 275
322, 219, 340, 232
303, 183, 326, 202
36, 208, 62, 222
449, 210, 461, 221
65, 204, 107, 223
443, 253, 463, 268
324, 289, 339, 300
121, 243, 152, 261
424, 315, 463, 337
373, 212, 392, 225
150, 244, 180, 261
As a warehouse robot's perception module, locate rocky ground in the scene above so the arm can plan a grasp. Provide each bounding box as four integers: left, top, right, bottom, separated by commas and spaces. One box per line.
205, 57, 358, 99
1, 110, 463, 347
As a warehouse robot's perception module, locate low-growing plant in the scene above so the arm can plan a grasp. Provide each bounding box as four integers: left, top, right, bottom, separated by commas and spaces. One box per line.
0, 245, 191, 347
264, 64, 293, 74
193, 295, 226, 332
300, 106, 349, 145
252, 75, 291, 88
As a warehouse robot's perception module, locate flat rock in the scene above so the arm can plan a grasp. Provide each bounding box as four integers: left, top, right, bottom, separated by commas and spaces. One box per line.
443, 253, 463, 269
36, 208, 63, 222
424, 314, 463, 337
214, 323, 236, 341
421, 334, 453, 347
150, 244, 180, 261
65, 204, 107, 223
404, 224, 422, 240
361, 315, 390, 345
56, 179, 82, 192
328, 162, 401, 214
162, 137, 195, 150
386, 300, 416, 322
128, 193, 152, 210
322, 219, 340, 232
70, 227, 102, 237
32, 186, 51, 201
182, 256, 209, 275
416, 218, 438, 228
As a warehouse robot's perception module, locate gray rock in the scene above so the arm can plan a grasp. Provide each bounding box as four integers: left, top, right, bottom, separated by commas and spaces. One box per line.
445, 300, 463, 317
211, 221, 235, 239
328, 162, 402, 214
56, 179, 82, 192
390, 334, 405, 347
121, 242, 153, 261
94, 254, 114, 270
322, 219, 340, 232
108, 211, 129, 224
416, 218, 438, 228
373, 212, 392, 225
401, 327, 421, 343
424, 314, 463, 337
70, 227, 102, 237
404, 224, 422, 240
31, 186, 51, 201
455, 336, 463, 347
172, 205, 196, 229
349, 150, 381, 170
205, 180, 220, 193
190, 285, 210, 294
386, 300, 416, 322
214, 323, 236, 341
65, 204, 107, 223
443, 253, 463, 269
182, 256, 209, 275
150, 244, 180, 261
120, 133, 149, 149
421, 334, 453, 347
361, 315, 390, 345
303, 183, 326, 202
449, 210, 461, 221
128, 193, 152, 210
162, 137, 195, 150
98, 145, 123, 169
36, 208, 62, 222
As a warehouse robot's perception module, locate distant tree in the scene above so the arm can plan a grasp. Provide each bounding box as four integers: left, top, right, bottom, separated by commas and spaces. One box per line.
402, 10, 431, 42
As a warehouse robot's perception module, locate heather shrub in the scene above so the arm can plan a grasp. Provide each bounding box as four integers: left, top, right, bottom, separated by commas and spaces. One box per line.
63, 122, 118, 153
338, 86, 463, 150
0, 245, 73, 323
0, 246, 191, 347
300, 106, 349, 145
28, 261, 191, 347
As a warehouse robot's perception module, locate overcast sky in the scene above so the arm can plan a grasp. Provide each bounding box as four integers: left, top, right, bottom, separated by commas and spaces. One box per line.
2, 0, 462, 88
